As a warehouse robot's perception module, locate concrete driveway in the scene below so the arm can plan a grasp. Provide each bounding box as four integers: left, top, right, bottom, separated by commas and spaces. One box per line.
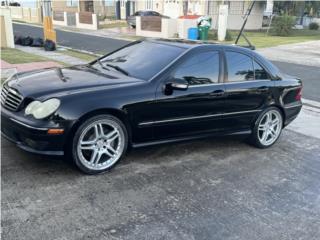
2, 125, 320, 239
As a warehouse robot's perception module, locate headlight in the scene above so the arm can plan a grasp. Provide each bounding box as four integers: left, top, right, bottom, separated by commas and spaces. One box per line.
25, 98, 60, 119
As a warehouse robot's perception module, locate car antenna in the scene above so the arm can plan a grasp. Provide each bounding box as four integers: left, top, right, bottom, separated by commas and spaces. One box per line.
234, 0, 256, 50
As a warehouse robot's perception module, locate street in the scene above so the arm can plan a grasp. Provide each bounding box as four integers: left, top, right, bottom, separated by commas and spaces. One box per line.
13, 23, 128, 54
2, 23, 320, 240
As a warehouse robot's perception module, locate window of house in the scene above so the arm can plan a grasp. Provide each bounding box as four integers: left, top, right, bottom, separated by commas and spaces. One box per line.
145, 0, 153, 10
207, 0, 219, 15
66, 0, 78, 7
105, 0, 114, 7
229, 1, 244, 15
173, 51, 220, 86
253, 60, 270, 80
226, 51, 254, 82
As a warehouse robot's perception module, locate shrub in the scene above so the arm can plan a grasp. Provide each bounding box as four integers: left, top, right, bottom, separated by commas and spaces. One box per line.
225, 30, 233, 41
271, 15, 295, 36
309, 22, 319, 30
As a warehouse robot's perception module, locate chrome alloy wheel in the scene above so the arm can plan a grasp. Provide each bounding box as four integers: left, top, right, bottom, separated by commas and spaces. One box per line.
77, 119, 125, 171
258, 110, 282, 146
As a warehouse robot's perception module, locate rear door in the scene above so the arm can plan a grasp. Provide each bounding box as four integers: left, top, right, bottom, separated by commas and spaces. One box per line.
223, 50, 274, 131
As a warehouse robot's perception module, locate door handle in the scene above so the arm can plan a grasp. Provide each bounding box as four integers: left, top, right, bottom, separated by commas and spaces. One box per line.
210, 89, 225, 97
257, 86, 269, 93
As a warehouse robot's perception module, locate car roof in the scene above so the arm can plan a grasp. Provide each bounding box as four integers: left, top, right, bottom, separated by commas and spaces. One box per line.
146, 38, 254, 53
145, 38, 280, 76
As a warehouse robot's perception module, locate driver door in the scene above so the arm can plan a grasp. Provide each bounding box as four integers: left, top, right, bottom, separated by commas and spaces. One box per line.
152, 50, 227, 140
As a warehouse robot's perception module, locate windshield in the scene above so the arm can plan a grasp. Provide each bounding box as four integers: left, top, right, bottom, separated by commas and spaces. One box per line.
97, 41, 185, 80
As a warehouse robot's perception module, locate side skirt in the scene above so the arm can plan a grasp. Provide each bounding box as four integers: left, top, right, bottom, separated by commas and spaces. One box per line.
132, 130, 251, 148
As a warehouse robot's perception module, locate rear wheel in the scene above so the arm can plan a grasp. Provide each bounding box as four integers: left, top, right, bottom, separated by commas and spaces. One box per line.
250, 107, 283, 148
72, 114, 128, 174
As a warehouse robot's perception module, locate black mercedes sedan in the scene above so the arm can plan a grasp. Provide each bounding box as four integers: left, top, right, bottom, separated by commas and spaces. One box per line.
1, 39, 302, 174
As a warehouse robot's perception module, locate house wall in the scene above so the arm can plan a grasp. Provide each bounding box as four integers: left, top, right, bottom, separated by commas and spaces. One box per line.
207, 1, 264, 30
0, 8, 14, 48
52, 0, 109, 19
135, 1, 263, 30
52, 0, 79, 13
0, 6, 42, 23
135, 1, 163, 14
0, 16, 8, 48
136, 16, 177, 38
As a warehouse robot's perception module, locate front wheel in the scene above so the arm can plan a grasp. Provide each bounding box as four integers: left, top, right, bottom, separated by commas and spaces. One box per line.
72, 114, 128, 174
250, 107, 283, 148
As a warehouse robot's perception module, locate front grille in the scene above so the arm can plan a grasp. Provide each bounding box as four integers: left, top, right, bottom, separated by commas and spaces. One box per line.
1, 84, 23, 111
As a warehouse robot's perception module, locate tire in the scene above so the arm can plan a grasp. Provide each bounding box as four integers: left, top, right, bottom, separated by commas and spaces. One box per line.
72, 114, 128, 174
249, 107, 283, 149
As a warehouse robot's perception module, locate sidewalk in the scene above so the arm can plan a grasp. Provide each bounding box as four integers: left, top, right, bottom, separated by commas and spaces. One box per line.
1, 59, 61, 79
287, 103, 320, 140
57, 25, 138, 41
15, 46, 87, 65
257, 40, 320, 67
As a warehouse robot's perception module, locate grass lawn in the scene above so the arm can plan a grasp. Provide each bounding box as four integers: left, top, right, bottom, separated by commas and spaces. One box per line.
1, 48, 50, 64
58, 49, 98, 62
208, 29, 320, 48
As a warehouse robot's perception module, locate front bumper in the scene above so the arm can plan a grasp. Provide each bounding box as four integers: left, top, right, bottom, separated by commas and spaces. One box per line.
1, 108, 67, 156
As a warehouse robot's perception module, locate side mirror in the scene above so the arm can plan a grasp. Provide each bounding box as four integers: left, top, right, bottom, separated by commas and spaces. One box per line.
164, 78, 189, 95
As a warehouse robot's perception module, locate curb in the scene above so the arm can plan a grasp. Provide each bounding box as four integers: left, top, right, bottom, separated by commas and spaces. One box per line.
302, 98, 320, 109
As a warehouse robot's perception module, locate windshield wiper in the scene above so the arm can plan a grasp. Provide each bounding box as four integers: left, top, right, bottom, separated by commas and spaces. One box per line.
96, 60, 110, 71
106, 64, 129, 76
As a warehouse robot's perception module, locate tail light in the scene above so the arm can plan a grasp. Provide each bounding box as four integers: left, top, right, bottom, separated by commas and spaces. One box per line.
295, 87, 302, 101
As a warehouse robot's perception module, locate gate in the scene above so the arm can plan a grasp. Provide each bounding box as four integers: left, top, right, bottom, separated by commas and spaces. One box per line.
66, 12, 76, 26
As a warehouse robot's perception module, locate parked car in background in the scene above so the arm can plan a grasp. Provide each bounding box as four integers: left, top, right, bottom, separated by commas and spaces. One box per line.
1, 39, 303, 174
127, 10, 169, 28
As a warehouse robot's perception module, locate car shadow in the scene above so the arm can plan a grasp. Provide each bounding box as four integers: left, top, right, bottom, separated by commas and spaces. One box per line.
1, 135, 251, 177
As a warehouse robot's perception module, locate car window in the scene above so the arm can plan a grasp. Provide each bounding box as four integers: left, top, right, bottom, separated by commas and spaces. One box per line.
151, 11, 160, 16
226, 51, 254, 82
253, 60, 270, 80
100, 41, 185, 80
173, 51, 220, 86
134, 12, 141, 16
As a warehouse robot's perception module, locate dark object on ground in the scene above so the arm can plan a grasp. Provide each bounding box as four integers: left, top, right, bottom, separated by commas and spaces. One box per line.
31, 38, 44, 47
44, 39, 56, 51
20, 36, 33, 46
309, 22, 319, 30
14, 35, 22, 45
1, 39, 303, 174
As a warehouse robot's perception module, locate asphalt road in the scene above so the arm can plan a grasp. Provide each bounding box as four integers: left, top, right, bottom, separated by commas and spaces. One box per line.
13, 23, 128, 54
13, 23, 319, 101
273, 61, 320, 102
2, 129, 320, 240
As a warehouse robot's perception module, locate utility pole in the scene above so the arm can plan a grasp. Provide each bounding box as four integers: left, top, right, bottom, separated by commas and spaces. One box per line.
42, 0, 56, 42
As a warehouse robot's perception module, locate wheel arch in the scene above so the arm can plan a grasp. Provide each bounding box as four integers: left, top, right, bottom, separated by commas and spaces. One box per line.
252, 104, 286, 129
64, 108, 132, 153
269, 104, 286, 127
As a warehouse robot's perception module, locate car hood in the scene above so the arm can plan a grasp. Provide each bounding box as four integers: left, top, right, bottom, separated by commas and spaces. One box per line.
7, 65, 144, 99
